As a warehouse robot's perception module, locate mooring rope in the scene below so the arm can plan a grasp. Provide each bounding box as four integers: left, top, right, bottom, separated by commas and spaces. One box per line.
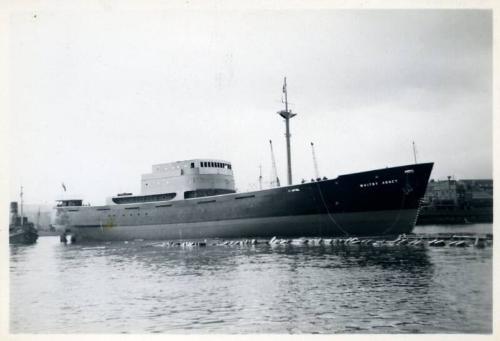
315, 182, 350, 237
380, 193, 407, 235
381, 174, 413, 235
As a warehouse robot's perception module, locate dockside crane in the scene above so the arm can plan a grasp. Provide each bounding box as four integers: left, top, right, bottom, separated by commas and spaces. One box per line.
412, 141, 418, 164
259, 164, 263, 190
311, 142, 320, 180
269, 140, 280, 188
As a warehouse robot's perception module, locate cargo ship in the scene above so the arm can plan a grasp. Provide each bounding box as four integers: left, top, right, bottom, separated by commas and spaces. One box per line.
51, 79, 433, 242
417, 178, 493, 225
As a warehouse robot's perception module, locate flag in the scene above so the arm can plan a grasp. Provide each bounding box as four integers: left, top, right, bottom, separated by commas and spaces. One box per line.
62, 183, 66, 192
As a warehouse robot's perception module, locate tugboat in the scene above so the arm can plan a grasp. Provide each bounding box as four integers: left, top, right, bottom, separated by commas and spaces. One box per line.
9, 187, 38, 244
51, 79, 433, 242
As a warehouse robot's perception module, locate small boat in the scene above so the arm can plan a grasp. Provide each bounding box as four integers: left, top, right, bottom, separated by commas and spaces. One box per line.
9, 188, 38, 245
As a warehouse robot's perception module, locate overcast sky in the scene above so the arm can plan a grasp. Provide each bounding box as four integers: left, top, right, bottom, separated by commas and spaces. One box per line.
8, 9, 492, 206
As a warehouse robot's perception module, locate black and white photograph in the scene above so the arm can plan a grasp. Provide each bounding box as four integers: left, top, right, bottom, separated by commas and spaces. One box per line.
2, 1, 496, 337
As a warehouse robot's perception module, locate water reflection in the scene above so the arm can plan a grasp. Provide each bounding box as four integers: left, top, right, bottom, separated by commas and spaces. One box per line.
10, 243, 37, 258
10, 234, 492, 334
53, 240, 433, 276
268, 244, 432, 270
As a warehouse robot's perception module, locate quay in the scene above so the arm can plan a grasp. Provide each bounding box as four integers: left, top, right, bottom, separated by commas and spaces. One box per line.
404, 232, 492, 241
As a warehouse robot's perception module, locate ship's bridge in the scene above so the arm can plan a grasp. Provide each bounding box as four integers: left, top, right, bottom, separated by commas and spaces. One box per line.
143, 159, 235, 198
111, 159, 236, 204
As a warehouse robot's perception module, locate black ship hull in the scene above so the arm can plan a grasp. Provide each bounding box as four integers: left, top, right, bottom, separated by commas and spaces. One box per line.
53, 163, 433, 241
416, 206, 493, 225
9, 228, 38, 244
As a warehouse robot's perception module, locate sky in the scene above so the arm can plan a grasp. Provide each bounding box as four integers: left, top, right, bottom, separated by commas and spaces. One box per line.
6, 8, 493, 206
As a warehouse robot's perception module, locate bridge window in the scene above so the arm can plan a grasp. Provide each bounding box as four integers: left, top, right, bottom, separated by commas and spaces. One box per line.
56, 199, 83, 207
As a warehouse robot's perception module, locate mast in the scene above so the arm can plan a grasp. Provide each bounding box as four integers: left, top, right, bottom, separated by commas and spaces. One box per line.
37, 207, 41, 229
20, 186, 24, 227
277, 77, 297, 186
311, 142, 320, 179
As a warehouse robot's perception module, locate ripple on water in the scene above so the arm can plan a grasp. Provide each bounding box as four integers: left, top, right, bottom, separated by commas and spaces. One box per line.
9, 233, 493, 334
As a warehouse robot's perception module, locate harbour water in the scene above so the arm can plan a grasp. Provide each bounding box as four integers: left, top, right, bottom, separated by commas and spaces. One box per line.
10, 224, 492, 334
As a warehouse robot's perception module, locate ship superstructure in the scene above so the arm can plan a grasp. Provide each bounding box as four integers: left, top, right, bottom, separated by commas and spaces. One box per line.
106, 159, 235, 205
